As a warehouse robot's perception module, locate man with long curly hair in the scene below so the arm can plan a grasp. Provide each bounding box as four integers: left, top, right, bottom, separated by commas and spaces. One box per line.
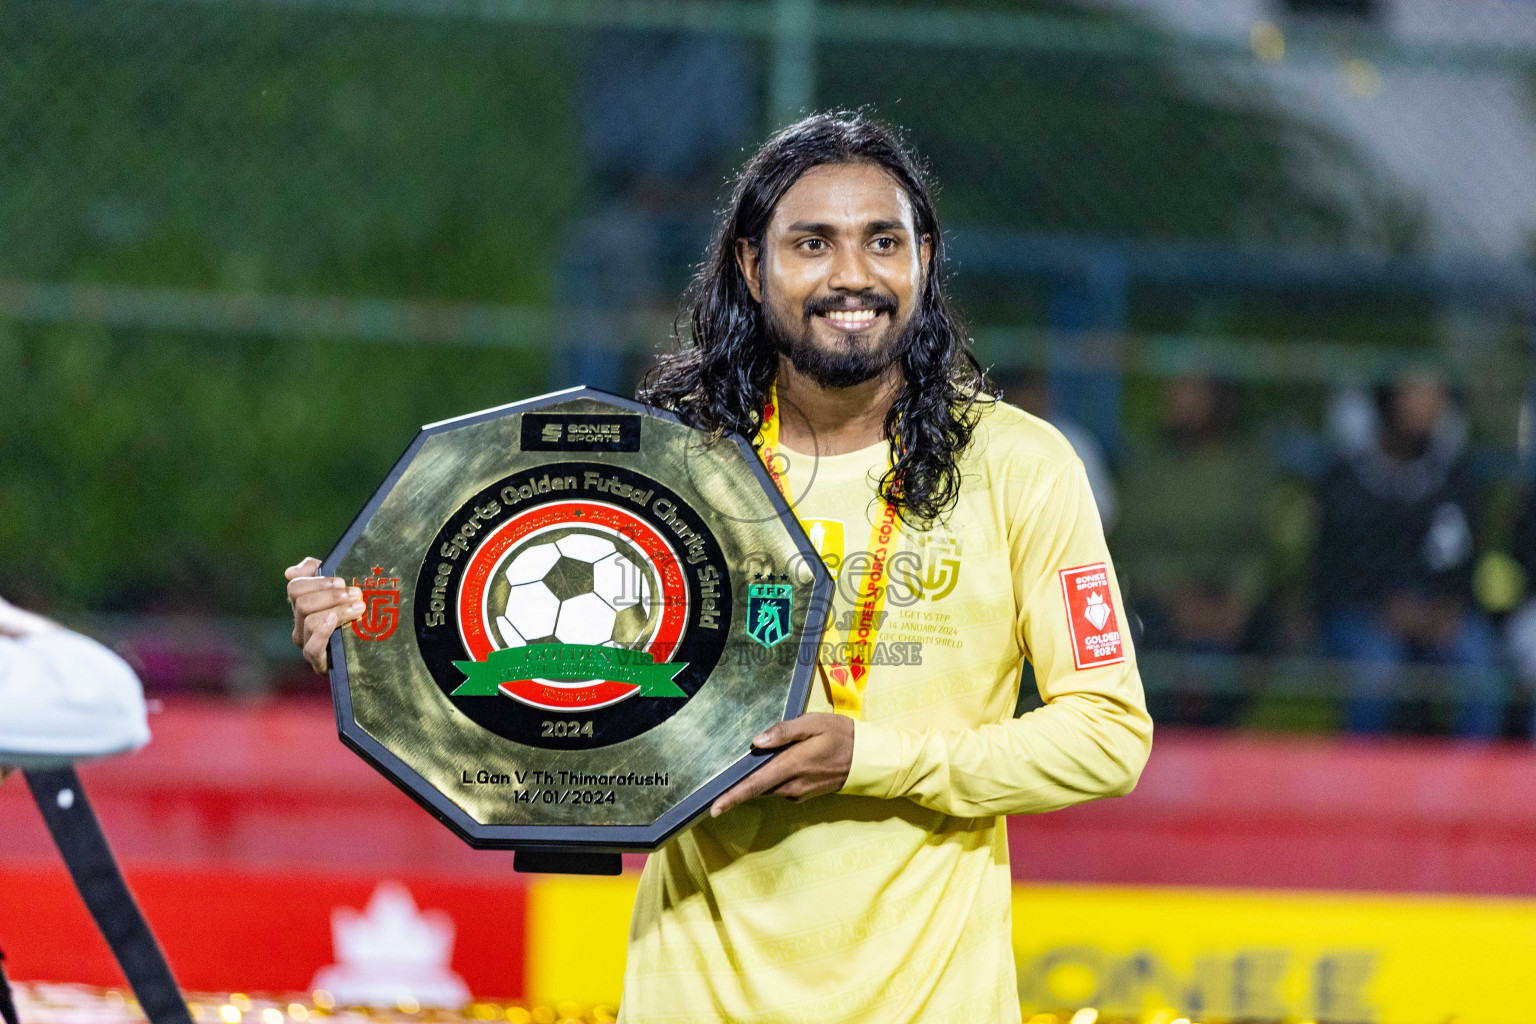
288, 111, 1151, 1023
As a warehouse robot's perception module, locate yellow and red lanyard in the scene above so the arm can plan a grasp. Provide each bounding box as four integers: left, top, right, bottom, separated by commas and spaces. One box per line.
755, 382, 902, 718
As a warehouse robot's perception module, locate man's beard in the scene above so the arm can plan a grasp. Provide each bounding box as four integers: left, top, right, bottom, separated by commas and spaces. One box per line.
763, 292, 919, 389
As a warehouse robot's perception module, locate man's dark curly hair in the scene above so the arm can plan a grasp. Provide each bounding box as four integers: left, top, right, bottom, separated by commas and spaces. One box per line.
638, 110, 989, 527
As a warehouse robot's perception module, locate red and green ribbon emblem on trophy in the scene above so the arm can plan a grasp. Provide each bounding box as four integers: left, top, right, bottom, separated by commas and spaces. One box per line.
452, 644, 687, 711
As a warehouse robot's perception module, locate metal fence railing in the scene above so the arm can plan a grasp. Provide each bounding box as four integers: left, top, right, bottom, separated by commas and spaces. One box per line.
5, 0, 1536, 738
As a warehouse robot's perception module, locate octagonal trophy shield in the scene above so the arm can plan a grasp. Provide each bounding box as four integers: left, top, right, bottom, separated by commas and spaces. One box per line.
321, 388, 832, 874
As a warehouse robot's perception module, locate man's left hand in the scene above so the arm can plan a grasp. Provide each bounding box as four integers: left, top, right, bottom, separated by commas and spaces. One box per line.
710, 713, 854, 817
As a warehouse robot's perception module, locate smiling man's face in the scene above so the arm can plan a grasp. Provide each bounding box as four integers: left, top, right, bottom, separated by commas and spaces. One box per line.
737, 161, 932, 389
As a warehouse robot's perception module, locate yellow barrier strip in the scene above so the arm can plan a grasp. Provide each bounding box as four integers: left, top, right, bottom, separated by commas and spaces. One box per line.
527, 875, 639, 1007
526, 874, 1536, 1022
1012, 882, 1536, 1024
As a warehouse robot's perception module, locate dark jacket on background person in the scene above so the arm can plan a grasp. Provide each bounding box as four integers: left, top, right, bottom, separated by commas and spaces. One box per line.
1314, 408, 1479, 613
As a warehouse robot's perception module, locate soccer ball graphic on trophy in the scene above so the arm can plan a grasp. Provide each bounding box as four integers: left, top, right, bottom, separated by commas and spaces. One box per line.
487, 528, 660, 652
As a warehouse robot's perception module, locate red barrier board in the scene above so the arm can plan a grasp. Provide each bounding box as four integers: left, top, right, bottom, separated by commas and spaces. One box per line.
6, 696, 1536, 1001
0, 864, 526, 999
1010, 730, 1536, 895
5, 698, 1536, 892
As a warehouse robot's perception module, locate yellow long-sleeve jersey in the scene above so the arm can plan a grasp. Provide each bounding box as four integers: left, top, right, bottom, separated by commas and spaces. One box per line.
619, 399, 1153, 1024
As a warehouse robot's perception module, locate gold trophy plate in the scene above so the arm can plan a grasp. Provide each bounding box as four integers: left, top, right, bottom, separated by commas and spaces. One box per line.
322, 389, 831, 868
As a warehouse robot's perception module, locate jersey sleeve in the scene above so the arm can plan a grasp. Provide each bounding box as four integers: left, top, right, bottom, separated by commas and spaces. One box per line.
840, 458, 1152, 818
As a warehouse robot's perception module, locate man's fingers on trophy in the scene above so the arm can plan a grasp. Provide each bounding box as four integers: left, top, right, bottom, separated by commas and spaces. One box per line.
294, 592, 360, 651
292, 586, 362, 617
779, 779, 826, 802
314, 598, 366, 631
757, 761, 811, 800
302, 601, 360, 635
287, 574, 346, 604
709, 775, 766, 818
302, 611, 336, 673
284, 556, 323, 581
764, 764, 838, 803
750, 715, 819, 750
710, 753, 796, 816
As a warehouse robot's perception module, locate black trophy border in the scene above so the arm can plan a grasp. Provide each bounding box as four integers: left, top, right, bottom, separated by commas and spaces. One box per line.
322, 386, 833, 853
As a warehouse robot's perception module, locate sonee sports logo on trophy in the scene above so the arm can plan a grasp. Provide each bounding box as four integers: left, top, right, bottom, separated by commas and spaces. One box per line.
747, 576, 793, 648
351, 566, 403, 642
414, 462, 732, 750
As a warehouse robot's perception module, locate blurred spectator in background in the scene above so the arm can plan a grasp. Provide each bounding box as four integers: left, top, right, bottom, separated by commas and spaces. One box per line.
555, 30, 755, 391
992, 367, 1117, 533
1315, 370, 1502, 738
1499, 486, 1536, 741
1113, 375, 1278, 725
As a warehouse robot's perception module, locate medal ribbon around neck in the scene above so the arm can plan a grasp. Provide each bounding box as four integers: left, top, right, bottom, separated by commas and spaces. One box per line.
756, 380, 903, 718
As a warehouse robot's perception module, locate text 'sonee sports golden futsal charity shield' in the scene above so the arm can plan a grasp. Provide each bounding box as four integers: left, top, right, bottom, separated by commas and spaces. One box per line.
322, 389, 832, 874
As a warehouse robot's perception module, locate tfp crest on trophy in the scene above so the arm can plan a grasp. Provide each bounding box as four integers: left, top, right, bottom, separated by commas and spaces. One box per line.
746, 577, 794, 648
322, 388, 832, 874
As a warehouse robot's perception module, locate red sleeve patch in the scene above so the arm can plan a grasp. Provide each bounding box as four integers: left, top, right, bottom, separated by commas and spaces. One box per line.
1058, 562, 1125, 670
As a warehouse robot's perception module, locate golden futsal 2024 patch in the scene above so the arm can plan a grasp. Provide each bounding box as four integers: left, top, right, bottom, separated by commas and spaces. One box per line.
1058, 562, 1124, 670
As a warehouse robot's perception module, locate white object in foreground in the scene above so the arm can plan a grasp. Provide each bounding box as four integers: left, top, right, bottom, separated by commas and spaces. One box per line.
0, 627, 150, 767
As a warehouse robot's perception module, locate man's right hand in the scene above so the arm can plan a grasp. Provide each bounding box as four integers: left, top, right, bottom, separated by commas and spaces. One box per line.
285, 557, 364, 674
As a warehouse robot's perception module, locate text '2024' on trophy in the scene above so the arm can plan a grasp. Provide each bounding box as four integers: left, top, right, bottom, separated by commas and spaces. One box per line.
323, 388, 832, 874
